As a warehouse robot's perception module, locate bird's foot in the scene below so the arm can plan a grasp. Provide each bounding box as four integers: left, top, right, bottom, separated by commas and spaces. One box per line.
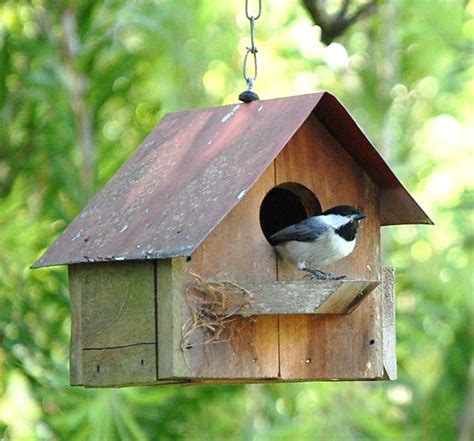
303, 269, 346, 280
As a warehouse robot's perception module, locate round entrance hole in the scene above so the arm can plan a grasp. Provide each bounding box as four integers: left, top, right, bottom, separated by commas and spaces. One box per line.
259, 183, 322, 242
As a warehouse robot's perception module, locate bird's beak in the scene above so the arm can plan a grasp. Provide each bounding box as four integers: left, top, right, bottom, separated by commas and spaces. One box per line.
355, 213, 366, 221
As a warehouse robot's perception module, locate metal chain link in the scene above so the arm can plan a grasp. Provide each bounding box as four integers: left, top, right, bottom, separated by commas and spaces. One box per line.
245, 0, 261, 20
242, 0, 261, 90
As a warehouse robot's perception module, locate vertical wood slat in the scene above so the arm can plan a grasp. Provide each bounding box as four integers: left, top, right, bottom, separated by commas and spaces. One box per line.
382, 267, 397, 380
79, 262, 155, 349
277, 115, 385, 380
68, 265, 83, 386
173, 166, 279, 380
156, 257, 190, 379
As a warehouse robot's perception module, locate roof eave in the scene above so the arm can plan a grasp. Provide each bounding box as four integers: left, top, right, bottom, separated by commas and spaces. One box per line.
380, 188, 434, 226
31, 246, 196, 268
315, 92, 433, 226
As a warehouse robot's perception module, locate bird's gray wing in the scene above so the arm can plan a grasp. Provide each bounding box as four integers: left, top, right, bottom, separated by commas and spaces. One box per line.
269, 217, 330, 245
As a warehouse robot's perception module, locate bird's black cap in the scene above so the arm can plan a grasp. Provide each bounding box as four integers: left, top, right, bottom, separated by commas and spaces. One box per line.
323, 205, 366, 219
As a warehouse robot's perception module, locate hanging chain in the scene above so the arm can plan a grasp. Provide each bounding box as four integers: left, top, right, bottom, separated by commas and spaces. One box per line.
242, 0, 261, 91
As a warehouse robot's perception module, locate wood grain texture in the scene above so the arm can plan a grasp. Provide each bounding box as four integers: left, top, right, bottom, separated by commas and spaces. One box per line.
156, 257, 191, 379
75, 261, 156, 349
382, 267, 397, 380
68, 265, 83, 386
181, 166, 279, 379
278, 306, 383, 380
69, 261, 157, 387
275, 115, 380, 280
192, 279, 379, 316
82, 344, 156, 387
276, 115, 384, 380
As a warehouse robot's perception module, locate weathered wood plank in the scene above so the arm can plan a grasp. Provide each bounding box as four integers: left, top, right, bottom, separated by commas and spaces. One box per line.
69, 261, 158, 387
382, 267, 397, 380
82, 344, 156, 387
180, 166, 279, 379
274, 115, 381, 280
156, 257, 191, 379
277, 115, 384, 380
68, 265, 83, 386
315, 280, 376, 314
189, 279, 379, 316
77, 261, 155, 349
278, 297, 384, 381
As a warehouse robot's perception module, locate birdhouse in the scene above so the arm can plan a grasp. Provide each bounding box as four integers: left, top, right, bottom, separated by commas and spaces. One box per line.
33, 92, 432, 387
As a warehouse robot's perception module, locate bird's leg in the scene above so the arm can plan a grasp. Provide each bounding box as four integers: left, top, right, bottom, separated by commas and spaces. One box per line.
302, 268, 346, 280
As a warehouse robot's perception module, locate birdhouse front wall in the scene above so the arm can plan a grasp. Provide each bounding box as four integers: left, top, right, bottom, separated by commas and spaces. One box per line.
276, 115, 384, 380
178, 165, 280, 380
171, 114, 389, 382
275, 114, 381, 280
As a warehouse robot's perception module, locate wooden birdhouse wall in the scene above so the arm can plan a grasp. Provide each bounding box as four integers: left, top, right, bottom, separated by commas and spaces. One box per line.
168, 114, 391, 383
69, 261, 159, 387
275, 115, 381, 281
67, 112, 396, 388
179, 164, 279, 380
275, 115, 384, 380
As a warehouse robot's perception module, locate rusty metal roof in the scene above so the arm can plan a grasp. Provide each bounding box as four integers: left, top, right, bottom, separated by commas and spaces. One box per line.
33, 92, 432, 268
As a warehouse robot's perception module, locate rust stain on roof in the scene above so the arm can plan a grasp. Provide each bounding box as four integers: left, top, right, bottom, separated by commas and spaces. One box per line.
33, 92, 432, 268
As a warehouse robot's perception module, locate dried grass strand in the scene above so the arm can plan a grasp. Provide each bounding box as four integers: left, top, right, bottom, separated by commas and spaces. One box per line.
181, 273, 253, 361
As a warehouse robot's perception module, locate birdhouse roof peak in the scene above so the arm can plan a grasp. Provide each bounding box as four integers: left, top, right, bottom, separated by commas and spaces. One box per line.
33, 92, 432, 268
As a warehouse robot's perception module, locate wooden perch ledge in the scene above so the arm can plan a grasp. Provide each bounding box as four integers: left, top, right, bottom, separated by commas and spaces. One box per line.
187, 277, 380, 317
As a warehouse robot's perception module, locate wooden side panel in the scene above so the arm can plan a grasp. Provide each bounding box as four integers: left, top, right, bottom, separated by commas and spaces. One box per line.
177, 166, 279, 379
156, 258, 190, 379
68, 266, 83, 386
382, 267, 397, 380
82, 344, 156, 387
69, 261, 157, 387
277, 115, 384, 380
78, 261, 155, 349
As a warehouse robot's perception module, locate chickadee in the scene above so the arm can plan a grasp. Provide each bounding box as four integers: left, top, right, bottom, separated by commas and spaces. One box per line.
269, 205, 366, 280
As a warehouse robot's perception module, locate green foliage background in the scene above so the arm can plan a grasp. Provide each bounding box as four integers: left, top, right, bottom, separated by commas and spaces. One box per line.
0, 0, 472, 440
